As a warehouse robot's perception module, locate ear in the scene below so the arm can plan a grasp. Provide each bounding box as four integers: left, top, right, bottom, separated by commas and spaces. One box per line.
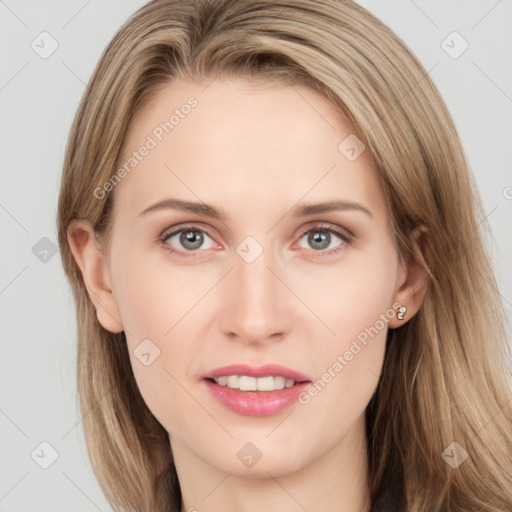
67, 220, 124, 333
388, 225, 430, 328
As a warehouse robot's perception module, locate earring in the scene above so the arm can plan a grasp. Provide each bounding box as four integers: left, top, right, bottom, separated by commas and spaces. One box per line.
397, 305, 407, 320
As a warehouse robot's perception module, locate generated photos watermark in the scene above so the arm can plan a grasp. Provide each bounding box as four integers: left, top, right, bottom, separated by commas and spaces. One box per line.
298, 302, 401, 405
93, 96, 198, 200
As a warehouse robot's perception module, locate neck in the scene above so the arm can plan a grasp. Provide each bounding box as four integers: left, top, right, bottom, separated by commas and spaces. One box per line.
173, 414, 372, 512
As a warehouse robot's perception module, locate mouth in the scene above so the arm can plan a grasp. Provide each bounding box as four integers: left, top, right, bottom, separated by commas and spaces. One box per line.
202, 364, 312, 417
206, 375, 301, 390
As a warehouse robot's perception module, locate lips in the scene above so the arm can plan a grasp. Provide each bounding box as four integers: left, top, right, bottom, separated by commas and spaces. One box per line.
202, 364, 312, 417
202, 364, 311, 382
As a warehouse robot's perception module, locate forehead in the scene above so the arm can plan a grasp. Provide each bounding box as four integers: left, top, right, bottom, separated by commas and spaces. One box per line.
112, 77, 385, 224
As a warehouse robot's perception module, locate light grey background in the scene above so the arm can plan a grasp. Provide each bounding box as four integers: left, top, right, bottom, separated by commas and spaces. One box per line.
0, 1, 511, 511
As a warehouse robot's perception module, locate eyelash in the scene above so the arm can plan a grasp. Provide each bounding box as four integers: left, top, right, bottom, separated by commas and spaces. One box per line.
158, 223, 354, 258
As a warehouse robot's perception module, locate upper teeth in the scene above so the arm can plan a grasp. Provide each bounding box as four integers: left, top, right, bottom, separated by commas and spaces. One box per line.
213, 375, 295, 391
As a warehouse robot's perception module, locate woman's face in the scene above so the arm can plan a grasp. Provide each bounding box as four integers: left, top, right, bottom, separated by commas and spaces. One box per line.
103, 77, 408, 477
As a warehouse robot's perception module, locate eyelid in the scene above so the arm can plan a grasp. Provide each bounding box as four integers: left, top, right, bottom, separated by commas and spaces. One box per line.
159, 222, 215, 241
296, 222, 354, 242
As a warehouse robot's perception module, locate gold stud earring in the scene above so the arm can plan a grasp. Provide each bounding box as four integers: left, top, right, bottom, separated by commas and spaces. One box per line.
397, 305, 407, 320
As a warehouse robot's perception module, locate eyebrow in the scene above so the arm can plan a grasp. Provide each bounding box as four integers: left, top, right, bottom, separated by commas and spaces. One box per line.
138, 198, 373, 219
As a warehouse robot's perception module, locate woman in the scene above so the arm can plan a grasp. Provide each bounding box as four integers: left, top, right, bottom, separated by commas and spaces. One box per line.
57, 0, 512, 510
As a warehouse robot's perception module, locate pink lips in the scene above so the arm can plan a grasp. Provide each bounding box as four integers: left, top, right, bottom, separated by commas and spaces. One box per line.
203, 364, 311, 382
202, 364, 312, 417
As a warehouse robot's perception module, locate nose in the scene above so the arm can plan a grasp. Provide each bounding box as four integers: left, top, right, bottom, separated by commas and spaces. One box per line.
219, 245, 293, 345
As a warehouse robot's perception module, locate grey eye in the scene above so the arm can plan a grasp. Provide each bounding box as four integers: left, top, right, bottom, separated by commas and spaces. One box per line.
298, 229, 343, 251
164, 229, 214, 252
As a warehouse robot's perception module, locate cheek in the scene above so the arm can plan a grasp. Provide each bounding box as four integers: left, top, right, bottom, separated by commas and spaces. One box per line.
111, 246, 207, 339
108, 245, 216, 431
307, 237, 399, 347
288, 243, 397, 436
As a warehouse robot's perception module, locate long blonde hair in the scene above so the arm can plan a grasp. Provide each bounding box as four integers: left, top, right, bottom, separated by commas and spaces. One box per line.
57, 1, 512, 510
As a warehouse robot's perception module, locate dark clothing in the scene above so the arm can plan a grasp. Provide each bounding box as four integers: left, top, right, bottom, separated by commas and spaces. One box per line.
370, 484, 402, 512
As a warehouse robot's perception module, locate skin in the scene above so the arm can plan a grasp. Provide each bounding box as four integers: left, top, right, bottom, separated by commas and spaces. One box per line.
68, 77, 428, 512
